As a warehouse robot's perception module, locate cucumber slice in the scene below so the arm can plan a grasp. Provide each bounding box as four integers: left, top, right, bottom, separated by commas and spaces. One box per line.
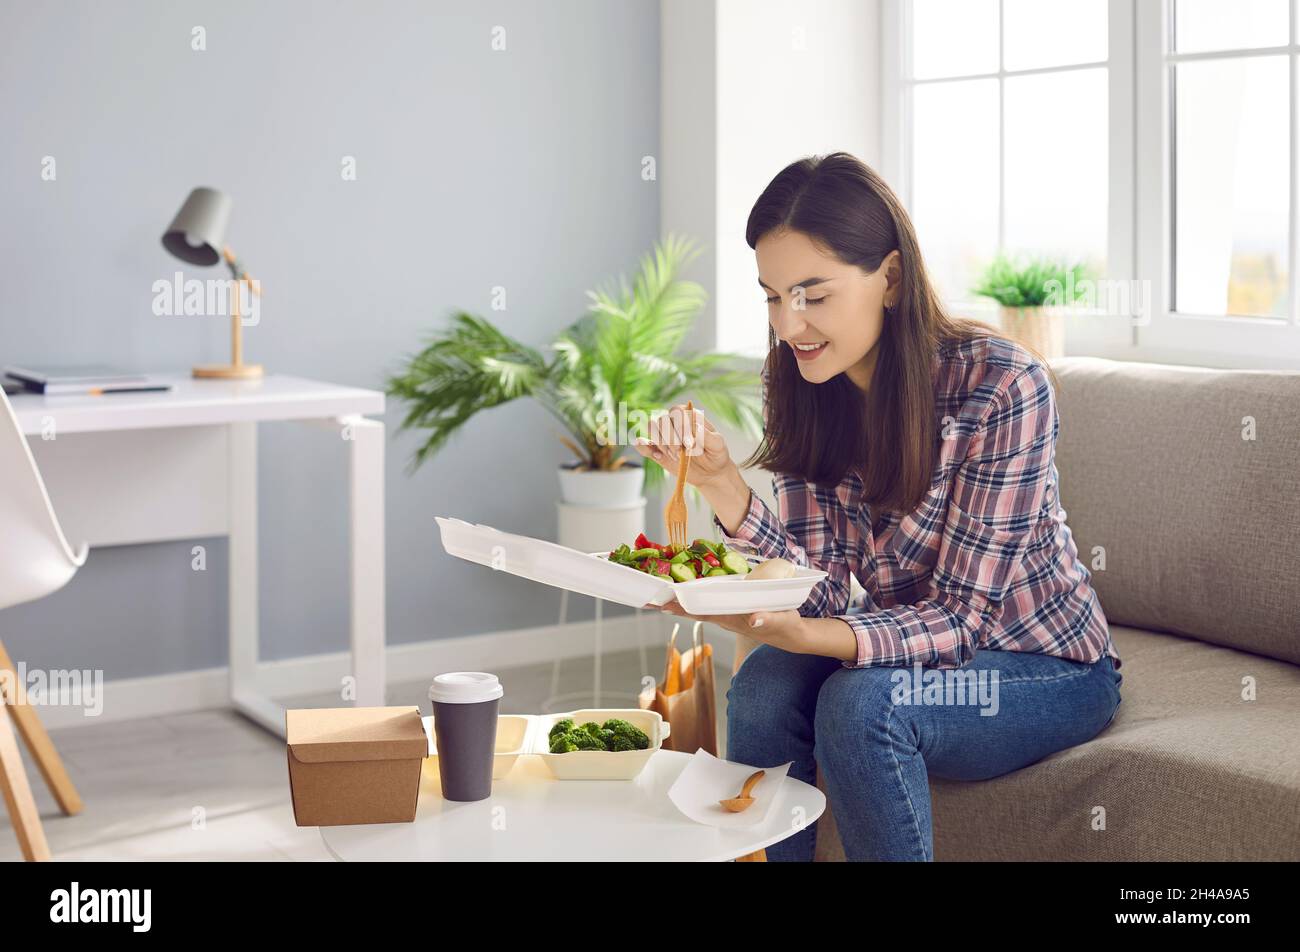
706, 567, 729, 577
669, 562, 697, 582
669, 549, 691, 564
721, 552, 751, 575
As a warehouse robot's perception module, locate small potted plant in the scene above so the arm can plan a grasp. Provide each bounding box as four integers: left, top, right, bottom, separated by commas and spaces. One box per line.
971, 253, 1096, 360
387, 235, 763, 510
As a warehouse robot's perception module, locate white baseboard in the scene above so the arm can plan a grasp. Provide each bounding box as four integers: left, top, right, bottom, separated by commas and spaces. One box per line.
33, 612, 736, 730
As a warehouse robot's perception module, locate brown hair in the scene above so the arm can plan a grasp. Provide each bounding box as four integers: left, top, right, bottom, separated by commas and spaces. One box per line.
741, 152, 1051, 516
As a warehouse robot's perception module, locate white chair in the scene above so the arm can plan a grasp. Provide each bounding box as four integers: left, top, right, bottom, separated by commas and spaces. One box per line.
0, 389, 87, 861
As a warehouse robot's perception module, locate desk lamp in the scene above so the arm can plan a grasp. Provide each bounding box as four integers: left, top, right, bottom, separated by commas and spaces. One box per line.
161, 187, 264, 379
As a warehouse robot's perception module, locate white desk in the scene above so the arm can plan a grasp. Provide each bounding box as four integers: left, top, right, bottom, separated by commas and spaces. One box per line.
10, 374, 387, 736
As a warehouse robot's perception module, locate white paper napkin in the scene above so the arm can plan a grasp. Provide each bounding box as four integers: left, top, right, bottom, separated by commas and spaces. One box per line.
667, 749, 792, 829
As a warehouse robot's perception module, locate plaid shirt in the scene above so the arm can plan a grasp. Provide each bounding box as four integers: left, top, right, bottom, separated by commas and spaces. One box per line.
715, 334, 1118, 671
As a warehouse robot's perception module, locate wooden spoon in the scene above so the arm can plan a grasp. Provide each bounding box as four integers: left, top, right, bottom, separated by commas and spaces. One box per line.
719, 769, 765, 812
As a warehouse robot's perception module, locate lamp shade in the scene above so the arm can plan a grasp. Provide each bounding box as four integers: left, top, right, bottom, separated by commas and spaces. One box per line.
161, 187, 232, 266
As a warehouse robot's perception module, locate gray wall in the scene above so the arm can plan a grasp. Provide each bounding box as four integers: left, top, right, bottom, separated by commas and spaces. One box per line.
0, 0, 657, 677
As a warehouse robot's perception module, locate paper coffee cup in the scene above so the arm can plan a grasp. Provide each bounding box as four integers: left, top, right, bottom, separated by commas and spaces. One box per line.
429, 672, 502, 802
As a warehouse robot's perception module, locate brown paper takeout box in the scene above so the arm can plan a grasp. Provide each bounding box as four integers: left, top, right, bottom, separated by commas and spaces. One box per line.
286, 706, 428, 827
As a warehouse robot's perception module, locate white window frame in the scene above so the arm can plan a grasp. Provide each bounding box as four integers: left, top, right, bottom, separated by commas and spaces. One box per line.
884, 0, 1300, 368
1135, 0, 1300, 365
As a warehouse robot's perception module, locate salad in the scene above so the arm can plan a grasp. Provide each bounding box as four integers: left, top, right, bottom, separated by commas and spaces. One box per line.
606, 533, 751, 583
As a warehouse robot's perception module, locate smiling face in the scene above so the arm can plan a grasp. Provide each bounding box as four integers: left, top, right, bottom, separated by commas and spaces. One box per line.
756, 227, 900, 391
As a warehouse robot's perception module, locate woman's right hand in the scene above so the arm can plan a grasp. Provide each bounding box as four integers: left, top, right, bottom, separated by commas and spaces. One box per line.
633, 404, 736, 491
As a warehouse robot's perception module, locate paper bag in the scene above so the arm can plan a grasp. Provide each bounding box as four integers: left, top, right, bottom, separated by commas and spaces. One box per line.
640, 621, 718, 756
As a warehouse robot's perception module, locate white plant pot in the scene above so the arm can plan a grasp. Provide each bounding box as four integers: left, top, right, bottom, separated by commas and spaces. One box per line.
558, 464, 645, 507
556, 499, 646, 553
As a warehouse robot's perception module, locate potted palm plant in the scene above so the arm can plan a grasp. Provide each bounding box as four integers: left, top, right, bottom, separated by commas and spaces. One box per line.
971, 253, 1096, 360
387, 235, 763, 510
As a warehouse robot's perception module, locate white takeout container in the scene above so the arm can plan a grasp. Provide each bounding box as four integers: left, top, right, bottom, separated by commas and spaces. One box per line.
528, 708, 671, 781
421, 709, 670, 784
435, 516, 827, 614
421, 713, 530, 781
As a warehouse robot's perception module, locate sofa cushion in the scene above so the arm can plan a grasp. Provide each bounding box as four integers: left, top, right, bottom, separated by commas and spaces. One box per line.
1051, 356, 1300, 665
810, 625, 1300, 860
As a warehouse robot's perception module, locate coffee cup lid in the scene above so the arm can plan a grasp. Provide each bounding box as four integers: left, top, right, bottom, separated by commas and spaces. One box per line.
429, 671, 503, 704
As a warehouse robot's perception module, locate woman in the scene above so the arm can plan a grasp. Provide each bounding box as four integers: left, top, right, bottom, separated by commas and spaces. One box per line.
633, 152, 1122, 862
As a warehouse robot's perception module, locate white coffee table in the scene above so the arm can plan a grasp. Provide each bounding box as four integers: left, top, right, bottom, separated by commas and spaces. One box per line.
319, 749, 825, 862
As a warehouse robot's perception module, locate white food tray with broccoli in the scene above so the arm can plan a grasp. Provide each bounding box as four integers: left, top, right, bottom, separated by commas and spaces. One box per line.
425, 708, 671, 781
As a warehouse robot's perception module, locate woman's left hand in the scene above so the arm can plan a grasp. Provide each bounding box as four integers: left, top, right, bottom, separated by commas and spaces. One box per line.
646, 599, 811, 653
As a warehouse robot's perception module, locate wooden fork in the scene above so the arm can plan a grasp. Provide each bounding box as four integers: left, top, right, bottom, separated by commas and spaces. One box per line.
663, 401, 693, 550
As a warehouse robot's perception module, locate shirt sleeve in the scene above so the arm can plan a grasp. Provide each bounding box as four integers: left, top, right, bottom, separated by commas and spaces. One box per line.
838, 362, 1056, 669
712, 474, 858, 623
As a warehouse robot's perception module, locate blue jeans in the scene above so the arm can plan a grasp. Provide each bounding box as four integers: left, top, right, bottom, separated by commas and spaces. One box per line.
727, 644, 1123, 861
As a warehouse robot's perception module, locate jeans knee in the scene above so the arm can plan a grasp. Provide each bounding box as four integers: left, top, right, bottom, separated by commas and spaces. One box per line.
728, 643, 838, 734
729, 644, 793, 725
813, 666, 910, 755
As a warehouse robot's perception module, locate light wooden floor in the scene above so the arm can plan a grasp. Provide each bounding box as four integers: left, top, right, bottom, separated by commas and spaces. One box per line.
0, 647, 733, 862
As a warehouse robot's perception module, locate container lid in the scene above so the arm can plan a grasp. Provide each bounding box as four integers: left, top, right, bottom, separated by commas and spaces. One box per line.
285, 706, 427, 763
429, 671, 504, 704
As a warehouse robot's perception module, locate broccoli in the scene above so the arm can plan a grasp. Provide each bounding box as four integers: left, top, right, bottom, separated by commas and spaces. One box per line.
549, 734, 580, 753
549, 723, 610, 752
548, 718, 575, 743
546, 717, 652, 753
601, 718, 650, 750
572, 731, 607, 751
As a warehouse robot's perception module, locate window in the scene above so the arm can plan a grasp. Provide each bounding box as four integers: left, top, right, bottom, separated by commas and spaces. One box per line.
889, 0, 1115, 305
888, 0, 1300, 366
1133, 0, 1300, 362
1169, 0, 1292, 319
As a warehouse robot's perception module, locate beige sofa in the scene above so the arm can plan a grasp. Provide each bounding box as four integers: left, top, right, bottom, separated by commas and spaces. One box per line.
732, 356, 1300, 861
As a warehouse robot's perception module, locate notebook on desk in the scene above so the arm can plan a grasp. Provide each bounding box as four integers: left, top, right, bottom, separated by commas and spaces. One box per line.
3, 364, 173, 396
